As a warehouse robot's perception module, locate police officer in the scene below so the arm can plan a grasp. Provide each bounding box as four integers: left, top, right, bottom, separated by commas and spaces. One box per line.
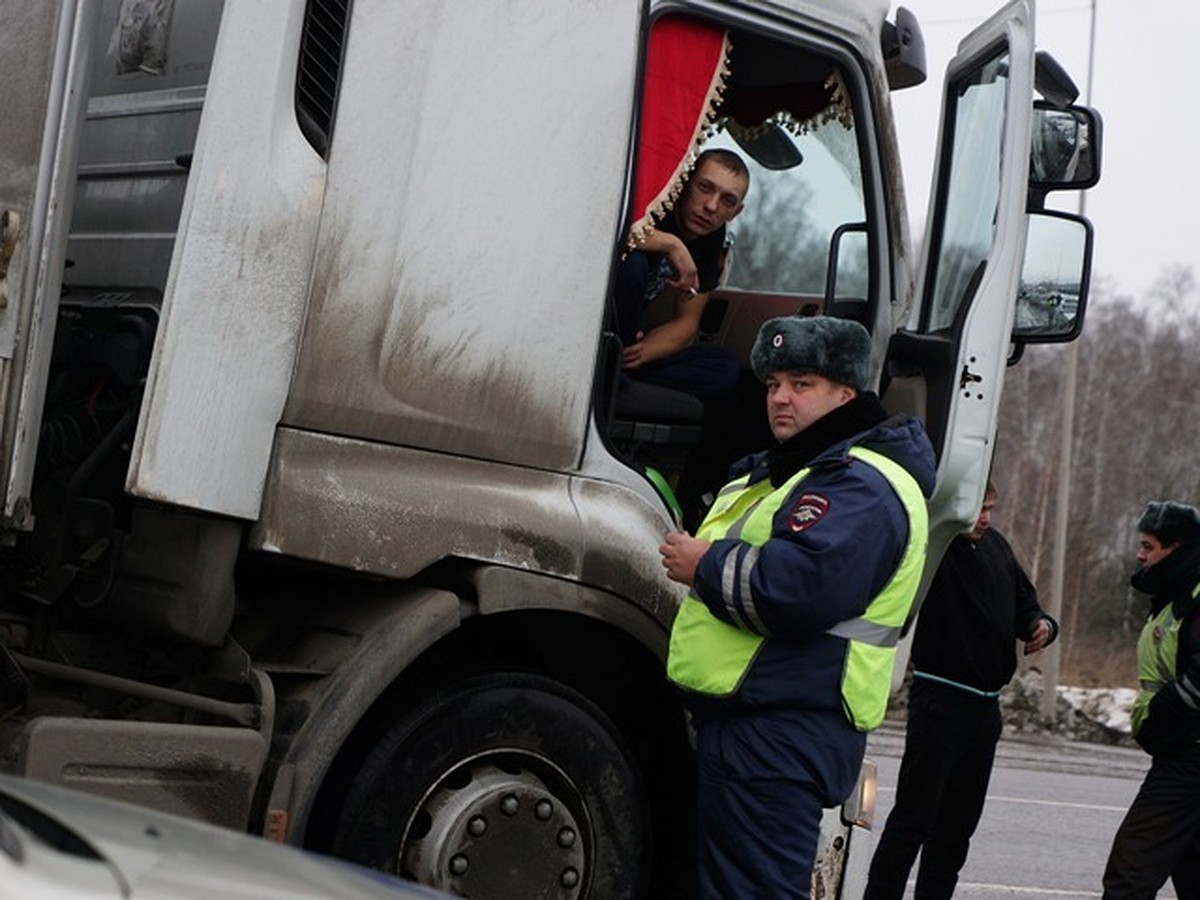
659, 315, 936, 899
1102, 501, 1200, 899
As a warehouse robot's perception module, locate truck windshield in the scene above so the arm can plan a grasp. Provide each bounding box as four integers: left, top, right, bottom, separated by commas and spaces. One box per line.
715, 109, 866, 296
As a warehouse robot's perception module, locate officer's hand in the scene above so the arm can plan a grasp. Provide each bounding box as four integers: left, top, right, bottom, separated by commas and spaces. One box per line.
659, 531, 710, 587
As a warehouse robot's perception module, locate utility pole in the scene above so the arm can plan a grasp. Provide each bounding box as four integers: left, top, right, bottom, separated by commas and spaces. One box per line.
1041, 0, 1098, 724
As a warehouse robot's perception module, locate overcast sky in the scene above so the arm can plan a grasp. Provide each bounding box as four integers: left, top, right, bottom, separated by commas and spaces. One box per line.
888, 0, 1199, 302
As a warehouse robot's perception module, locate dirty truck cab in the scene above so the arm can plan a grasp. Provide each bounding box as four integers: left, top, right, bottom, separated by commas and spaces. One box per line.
0, 1, 1098, 898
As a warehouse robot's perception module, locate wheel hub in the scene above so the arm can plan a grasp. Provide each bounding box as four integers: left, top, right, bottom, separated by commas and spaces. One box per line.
401, 759, 588, 899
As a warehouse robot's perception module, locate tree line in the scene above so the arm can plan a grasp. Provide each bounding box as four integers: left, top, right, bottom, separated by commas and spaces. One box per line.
990, 264, 1199, 685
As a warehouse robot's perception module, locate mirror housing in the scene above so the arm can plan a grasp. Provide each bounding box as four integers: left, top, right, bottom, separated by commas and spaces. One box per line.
883, 7, 927, 90
1034, 51, 1078, 107
1012, 211, 1093, 346
727, 121, 805, 171
1029, 103, 1102, 208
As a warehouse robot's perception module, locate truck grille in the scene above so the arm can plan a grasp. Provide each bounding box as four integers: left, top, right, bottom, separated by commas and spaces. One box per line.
295, 0, 351, 158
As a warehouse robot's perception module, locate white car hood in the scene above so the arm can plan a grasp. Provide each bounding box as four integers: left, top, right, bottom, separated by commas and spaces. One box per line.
0, 774, 444, 899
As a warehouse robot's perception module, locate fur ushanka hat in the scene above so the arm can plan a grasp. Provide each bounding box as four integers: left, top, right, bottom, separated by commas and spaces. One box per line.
1136, 501, 1200, 545
750, 315, 871, 390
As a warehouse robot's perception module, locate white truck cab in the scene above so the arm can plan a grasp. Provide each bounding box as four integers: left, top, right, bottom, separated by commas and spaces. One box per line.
0, 1, 1098, 897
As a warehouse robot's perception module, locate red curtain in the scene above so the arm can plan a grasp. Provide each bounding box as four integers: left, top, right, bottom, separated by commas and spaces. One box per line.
628, 16, 729, 246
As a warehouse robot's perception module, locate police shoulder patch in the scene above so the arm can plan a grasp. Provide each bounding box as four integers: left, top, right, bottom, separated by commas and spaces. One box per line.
788, 492, 830, 533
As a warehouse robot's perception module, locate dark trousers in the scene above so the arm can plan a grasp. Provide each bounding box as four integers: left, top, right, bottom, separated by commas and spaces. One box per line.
1102, 742, 1200, 899
696, 713, 863, 900
630, 345, 740, 403
864, 679, 1003, 900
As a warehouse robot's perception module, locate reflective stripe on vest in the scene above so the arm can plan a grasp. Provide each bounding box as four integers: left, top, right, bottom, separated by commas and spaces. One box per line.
666, 445, 928, 731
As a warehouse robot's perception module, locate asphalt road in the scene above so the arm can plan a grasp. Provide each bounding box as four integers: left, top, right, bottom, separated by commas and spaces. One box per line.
865, 725, 1175, 899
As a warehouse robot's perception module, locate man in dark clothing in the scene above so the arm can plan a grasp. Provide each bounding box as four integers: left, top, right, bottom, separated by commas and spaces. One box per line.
614, 148, 747, 401
864, 482, 1058, 900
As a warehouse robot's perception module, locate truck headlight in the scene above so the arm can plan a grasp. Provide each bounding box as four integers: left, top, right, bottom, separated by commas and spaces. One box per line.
841, 757, 877, 830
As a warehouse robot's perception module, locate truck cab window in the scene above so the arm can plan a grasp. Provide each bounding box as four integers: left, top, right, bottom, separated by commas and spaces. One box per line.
924, 50, 1009, 332
606, 14, 871, 527
715, 83, 865, 298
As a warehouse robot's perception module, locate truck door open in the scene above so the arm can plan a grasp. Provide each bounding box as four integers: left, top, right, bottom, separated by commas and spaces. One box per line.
0, 2, 96, 529
882, 0, 1038, 558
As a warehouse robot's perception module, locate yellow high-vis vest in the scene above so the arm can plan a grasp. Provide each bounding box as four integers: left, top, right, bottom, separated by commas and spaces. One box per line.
667, 445, 928, 731
1131, 581, 1200, 737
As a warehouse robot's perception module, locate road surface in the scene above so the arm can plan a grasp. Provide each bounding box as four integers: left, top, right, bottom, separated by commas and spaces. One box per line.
865, 724, 1173, 899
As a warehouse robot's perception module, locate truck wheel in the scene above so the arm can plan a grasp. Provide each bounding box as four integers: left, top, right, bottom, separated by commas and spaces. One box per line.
330, 673, 651, 899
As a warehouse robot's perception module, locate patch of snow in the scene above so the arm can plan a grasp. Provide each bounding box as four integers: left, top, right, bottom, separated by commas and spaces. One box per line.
1058, 686, 1136, 735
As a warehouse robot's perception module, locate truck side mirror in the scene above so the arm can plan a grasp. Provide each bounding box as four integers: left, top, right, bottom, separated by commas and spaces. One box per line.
1012, 211, 1092, 345
1028, 103, 1102, 207
825, 222, 869, 322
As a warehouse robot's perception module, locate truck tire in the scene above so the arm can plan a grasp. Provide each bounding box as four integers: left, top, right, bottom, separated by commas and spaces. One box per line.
330, 672, 651, 899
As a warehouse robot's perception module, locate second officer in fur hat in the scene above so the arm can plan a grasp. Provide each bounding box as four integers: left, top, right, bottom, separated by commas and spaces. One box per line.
659, 314, 936, 899
1102, 499, 1200, 897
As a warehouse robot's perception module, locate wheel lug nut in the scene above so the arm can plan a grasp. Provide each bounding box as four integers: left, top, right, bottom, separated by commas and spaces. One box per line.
558, 827, 576, 848
535, 799, 553, 820
450, 854, 469, 876
561, 867, 579, 888
468, 816, 487, 837
500, 794, 519, 816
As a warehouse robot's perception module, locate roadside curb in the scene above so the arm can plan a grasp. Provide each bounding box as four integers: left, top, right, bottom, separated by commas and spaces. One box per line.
867, 719, 1151, 780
